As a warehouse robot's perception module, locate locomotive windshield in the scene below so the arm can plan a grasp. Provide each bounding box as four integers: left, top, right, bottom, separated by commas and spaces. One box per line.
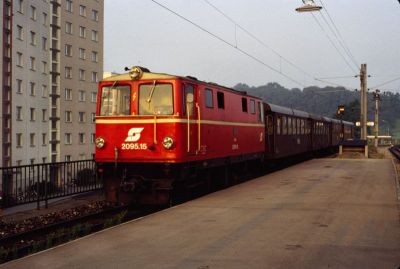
139, 83, 173, 115
100, 85, 131, 116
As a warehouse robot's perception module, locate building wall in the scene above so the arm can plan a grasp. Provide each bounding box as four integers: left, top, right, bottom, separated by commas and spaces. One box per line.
12, 0, 51, 165
59, 0, 103, 161
2, 0, 103, 166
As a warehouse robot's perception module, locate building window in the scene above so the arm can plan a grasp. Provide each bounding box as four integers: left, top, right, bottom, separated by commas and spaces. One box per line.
17, 0, 24, 13
30, 31, 36, 45
29, 82, 36, 96
78, 90, 86, 101
91, 51, 98, 62
17, 52, 23, 67
79, 69, 85, 81
91, 113, 96, 123
29, 57, 36, 70
66, 0, 73, 12
42, 12, 47, 26
30, 5, 37, 20
17, 25, 23, 40
16, 106, 23, 121
79, 5, 86, 16
65, 44, 72, 56
16, 133, 23, 148
30, 133, 35, 147
42, 157, 47, 163
65, 111, 72, 122
42, 37, 48, 50
79, 133, 85, 144
42, 133, 47, 146
42, 61, 47, 73
91, 30, 98, 42
30, 108, 36, 121
91, 92, 97, 102
42, 85, 48, 97
79, 48, 86, 59
65, 67, 72, 79
42, 109, 47, 121
65, 133, 72, 144
91, 133, 96, 144
65, 155, 72, 161
78, 112, 85, 122
30, 159, 35, 165
91, 9, 99, 21
65, 22, 73, 34
16, 79, 23, 94
91, 72, 98, 82
79, 26, 86, 38
65, 88, 72, 100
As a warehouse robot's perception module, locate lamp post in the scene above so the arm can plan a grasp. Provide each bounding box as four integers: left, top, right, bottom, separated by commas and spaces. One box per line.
373, 89, 380, 147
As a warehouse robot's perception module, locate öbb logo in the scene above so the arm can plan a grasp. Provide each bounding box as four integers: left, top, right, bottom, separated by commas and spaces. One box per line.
125, 128, 144, 142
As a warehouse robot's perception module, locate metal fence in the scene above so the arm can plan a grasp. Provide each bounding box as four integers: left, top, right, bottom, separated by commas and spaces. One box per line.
0, 160, 102, 209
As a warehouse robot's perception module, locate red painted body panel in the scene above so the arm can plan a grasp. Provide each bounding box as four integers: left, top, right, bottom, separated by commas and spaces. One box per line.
95, 78, 265, 164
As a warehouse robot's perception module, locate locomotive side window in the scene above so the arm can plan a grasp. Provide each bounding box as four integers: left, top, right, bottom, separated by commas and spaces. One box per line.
183, 84, 194, 116
139, 83, 173, 115
217, 91, 224, 109
100, 85, 131, 116
257, 102, 264, 123
250, 100, 255, 114
205, 88, 213, 108
241, 98, 248, 112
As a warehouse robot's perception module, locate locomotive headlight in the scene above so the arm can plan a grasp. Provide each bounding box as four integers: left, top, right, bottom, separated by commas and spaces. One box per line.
162, 136, 174, 149
95, 137, 105, 149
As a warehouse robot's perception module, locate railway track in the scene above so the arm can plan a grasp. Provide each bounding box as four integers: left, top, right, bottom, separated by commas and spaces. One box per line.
0, 204, 160, 263
389, 145, 400, 161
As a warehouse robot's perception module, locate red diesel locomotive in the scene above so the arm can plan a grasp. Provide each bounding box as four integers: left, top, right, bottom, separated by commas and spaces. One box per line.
95, 67, 353, 204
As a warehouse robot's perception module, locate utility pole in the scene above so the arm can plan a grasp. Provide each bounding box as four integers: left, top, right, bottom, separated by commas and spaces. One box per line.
373, 89, 380, 147
359, 64, 368, 140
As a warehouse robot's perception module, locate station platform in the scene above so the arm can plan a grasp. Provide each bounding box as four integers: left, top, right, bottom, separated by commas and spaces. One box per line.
2, 157, 399, 269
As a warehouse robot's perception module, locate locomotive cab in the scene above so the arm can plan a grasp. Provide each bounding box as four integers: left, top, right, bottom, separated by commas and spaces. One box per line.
95, 67, 200, 204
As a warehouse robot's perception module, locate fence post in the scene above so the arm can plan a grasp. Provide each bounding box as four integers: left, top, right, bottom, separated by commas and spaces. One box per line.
45, 165, 48, 209
36, 166, 40, 210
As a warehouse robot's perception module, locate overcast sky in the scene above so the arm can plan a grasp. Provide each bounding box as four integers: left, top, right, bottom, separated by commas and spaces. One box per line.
104, 0, 400, 92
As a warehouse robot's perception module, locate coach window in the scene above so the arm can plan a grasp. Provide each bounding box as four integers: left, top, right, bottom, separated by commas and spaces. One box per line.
301, 119, 305, 134
282, 116, 287, 135
250, 100, 255, 114
276, 116, 281, 135
205, 88, 213, 108
139, 83, 173, 115
100, 85, 130, 116
217, 91, 224, 109
288, 117, 292, 135
241, 98, 247, 112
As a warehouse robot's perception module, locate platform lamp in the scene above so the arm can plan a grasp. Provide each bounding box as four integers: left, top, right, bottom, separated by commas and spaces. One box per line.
295, 0, 322, 12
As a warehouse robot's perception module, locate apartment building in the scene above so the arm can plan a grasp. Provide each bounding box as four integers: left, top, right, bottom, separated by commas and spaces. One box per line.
1, 0, 103, 166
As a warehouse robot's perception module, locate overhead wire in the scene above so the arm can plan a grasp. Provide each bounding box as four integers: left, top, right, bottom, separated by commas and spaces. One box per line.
370, 75, 400, 89
318, 0, 359, 70
202, 0, 315, 82
149, 0, 306, 87
310, 12, 358, 74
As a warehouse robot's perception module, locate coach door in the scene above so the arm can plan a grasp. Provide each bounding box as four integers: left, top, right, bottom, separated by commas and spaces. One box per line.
183, 83, 199, 155
266, 115, 274, 154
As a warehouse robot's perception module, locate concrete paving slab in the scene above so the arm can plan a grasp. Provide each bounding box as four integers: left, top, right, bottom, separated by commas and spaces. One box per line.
2, 158, 399, 269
